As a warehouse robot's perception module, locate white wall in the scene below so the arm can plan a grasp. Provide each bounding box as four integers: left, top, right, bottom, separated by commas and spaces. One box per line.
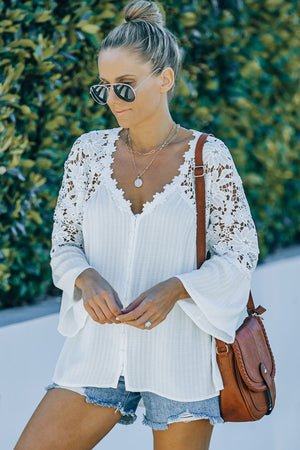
1, 254, 299, 450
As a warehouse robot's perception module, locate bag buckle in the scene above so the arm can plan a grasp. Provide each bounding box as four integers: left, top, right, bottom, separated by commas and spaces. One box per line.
216, 343, 229, 355
195, 165, 205, 177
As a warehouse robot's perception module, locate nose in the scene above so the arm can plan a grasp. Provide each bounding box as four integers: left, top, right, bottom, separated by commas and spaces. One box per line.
106, 85, 119, 104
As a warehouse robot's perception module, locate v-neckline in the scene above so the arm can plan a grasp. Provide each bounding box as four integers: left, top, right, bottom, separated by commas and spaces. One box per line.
106, 127, 200, 218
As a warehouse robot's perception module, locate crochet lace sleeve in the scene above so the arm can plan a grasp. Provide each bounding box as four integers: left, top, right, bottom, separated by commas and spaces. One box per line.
205, 137, 258, 272
50, 137, 94, 336
51, 140, 86, 256
176, 136, 259, 343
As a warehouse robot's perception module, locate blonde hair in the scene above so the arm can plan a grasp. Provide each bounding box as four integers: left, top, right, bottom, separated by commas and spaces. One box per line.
99, 1, 181, 102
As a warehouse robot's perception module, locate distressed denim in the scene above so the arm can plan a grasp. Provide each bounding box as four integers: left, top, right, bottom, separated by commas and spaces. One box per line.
46, 376, 223, 430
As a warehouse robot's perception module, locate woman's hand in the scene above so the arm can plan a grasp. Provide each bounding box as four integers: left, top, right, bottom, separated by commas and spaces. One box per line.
75, 268, 123, 324
116, 277, 189, 330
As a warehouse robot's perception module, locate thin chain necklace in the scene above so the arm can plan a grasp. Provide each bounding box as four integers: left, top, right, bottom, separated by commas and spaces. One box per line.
127, 123, 180, 188
126, 123, 176, 157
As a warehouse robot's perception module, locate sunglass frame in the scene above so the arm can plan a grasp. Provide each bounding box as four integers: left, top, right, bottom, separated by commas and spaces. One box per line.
89, 68, 162, 106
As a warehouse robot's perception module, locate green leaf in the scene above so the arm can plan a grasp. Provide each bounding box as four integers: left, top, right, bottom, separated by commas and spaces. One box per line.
8, 39, 36, 49
79, 24, 100, 34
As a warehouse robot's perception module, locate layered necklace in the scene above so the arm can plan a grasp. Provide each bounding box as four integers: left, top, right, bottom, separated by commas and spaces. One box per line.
126, 122, 180, 188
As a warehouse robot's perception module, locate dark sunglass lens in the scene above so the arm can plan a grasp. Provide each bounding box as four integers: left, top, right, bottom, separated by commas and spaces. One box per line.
90, 85, 108, 104
114, 84, 135, 102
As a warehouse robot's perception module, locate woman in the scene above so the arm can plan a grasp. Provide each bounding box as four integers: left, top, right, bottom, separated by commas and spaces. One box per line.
15, 1, 259, 449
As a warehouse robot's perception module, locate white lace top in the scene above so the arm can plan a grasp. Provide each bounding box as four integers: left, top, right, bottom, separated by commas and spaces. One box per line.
50, 127, 259, 401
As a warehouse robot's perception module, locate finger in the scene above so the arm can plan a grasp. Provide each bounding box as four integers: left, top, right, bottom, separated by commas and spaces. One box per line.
136, 311, 164, 329
143, 315, 164, 329
134, 313, 156, 328
121, 297, 144, 314
126, 313, 156, 329
126, 316, 162, 330
113, 291, 124, 311
93, 304, 113, 323
85, 303, 107, 324
89, 290, 120, 322
94, 298, 118, 323
84, 304, 99, 322
103, 291, 123, 318
117, 304, 147, 322
118, 298, 149, 321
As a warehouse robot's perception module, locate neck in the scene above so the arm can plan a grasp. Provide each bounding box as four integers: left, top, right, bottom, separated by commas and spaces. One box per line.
125, 112, 176, 154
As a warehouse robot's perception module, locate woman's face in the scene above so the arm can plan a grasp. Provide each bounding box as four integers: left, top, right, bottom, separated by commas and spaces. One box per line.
97, 48, 164, 128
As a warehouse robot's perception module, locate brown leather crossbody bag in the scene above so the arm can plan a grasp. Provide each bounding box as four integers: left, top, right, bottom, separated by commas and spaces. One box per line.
194, 134, 276, 422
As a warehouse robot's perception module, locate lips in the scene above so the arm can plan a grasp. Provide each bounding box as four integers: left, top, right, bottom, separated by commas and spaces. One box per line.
115, 109, 130, 115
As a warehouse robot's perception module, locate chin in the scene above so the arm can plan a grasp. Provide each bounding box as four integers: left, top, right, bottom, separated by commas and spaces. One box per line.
114, 115, 133, 128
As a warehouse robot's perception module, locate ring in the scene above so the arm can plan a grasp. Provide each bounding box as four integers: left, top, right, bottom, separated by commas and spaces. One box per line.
145, 320, 152, 328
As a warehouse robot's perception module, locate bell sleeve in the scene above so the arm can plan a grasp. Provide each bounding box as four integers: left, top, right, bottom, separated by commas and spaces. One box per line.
50, 136, 93, 337
176, 137, 259, 343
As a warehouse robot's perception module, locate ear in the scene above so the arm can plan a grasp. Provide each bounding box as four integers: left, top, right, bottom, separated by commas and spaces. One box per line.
159, 67, 175, 94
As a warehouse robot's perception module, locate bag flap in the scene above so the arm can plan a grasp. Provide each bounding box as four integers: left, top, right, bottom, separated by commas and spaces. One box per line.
232, 316, 276, 392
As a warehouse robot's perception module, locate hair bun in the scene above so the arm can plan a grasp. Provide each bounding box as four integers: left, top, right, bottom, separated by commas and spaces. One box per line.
123, 1, 164, 27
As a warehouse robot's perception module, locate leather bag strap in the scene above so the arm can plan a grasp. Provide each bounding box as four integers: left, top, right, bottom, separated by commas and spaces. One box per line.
194, 133, 258, 315
195, 133, 210, 268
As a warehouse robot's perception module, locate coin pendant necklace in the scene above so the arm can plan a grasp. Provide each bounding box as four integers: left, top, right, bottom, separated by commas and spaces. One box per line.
126, 123, 180, 188
134, 175, 143, 188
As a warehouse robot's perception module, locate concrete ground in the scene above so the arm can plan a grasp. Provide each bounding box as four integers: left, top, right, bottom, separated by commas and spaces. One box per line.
1, 249, 299, 449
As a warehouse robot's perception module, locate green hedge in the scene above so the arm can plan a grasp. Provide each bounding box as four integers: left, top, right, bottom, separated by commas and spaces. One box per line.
0, 0, 299, 308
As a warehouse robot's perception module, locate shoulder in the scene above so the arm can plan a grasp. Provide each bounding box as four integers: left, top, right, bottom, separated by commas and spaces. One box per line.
201, 133, 234, 169
191, 130, 241, 182
71, 128, 112, 151
66, 128, 118, 165
195, 133, 243, 185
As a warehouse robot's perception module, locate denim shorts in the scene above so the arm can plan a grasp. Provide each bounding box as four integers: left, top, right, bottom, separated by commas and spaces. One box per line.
46, 376, 223, 430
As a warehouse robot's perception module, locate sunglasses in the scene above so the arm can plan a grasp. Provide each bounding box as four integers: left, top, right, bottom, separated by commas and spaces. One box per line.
90, 68, 161, 105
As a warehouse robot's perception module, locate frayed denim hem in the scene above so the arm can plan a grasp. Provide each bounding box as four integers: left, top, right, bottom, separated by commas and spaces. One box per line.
142, 413, 224, 430
45, 384, 137, 425
85, 397, 137, 425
